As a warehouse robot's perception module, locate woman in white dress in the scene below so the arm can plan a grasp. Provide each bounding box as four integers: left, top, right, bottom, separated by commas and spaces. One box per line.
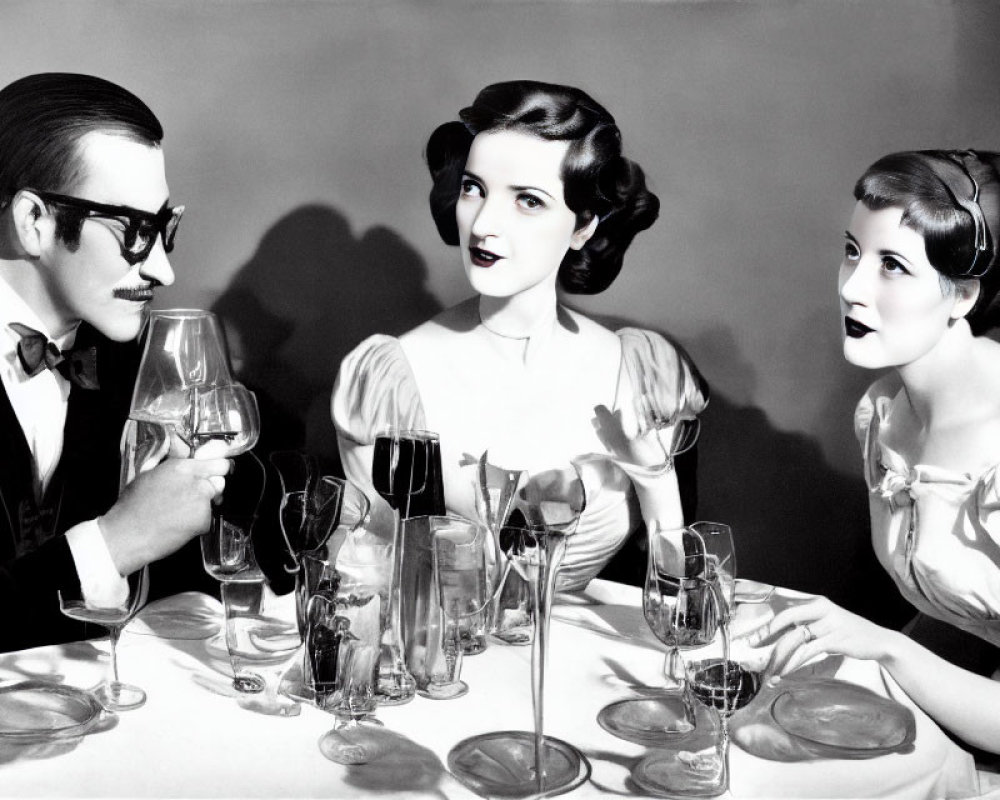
750, 150, 1000, 755
332, 80, 707, 591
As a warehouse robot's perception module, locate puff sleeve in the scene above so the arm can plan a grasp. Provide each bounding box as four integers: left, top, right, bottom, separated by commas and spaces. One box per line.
331, 335, 426, 537
973, 466, 1000, 550
331, 334, 425, 447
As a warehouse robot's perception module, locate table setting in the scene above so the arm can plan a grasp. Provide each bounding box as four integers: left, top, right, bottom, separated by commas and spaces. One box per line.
0, 309, 984, 799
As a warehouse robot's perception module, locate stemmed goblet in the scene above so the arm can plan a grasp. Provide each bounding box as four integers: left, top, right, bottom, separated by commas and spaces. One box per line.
448, 463, 590, 799
58, 566, 150, 711
131, 310, 274, 693
632, 618, 764, 798
598, 523, 727, 746
127, 309, 233, 442
58, 310, 234, 712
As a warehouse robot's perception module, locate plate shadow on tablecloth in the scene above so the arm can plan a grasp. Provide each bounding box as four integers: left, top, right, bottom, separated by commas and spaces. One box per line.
332, 728, 453, 795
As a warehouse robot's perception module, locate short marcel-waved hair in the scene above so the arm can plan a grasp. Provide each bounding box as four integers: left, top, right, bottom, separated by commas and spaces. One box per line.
426, 80, 660, 295
854, 150, 1000, 334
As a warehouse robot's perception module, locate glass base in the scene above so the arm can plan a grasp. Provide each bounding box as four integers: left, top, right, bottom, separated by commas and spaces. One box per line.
631, 747, 727, 798
318, 719, 386, 765
490, 629, 532, 646
597, 693, 696, 745
419, 680, 468, 700
460, 634, 488, 655
448, 731, 591, 798
232, 673, 266, 693
376, 670, 416, 706
96, 681, 146, 712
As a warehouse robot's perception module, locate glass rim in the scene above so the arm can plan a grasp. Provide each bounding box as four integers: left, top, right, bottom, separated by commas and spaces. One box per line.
373, 428, 439, 441
147, 308, 219, 320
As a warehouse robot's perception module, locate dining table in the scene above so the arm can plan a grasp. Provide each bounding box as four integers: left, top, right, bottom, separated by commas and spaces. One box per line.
0, 578, 983, 799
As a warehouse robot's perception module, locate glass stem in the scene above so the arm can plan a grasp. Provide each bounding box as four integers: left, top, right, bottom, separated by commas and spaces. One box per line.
531, 570, 546, 794
530, 535, 566, 795
664, 645, 685, 690
446, 611, 463, 684
108, 624, 122, 684
390, 510, 408, 677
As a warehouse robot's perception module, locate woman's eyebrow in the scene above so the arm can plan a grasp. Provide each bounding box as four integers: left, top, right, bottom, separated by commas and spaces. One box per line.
511, 184, 555, 200
878, 248, 915, 267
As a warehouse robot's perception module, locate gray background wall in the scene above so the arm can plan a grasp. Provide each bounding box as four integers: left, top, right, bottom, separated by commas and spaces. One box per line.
4, 0, 999, 618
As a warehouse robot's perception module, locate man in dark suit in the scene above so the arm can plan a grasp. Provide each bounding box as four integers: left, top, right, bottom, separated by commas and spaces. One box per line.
0, 73, 233, 651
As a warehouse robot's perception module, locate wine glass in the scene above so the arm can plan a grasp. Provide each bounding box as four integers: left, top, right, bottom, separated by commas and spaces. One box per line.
486, 460, 585, 646
197, 385, 263, 584
598, 523, 721, 746
58, 566, 150, 711
691, 522, 736, 622
371, 429, 444, 520
632, 626, 765, 798
128, 309, 234, 441
448, 464, 591, 799
273, 469, 374, 706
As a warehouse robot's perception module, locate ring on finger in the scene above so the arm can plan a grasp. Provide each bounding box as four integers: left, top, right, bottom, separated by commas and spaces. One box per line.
798, 624, 815, 644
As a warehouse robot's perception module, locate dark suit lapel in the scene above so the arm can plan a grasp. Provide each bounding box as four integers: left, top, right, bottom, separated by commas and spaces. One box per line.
0, 378, 46, 559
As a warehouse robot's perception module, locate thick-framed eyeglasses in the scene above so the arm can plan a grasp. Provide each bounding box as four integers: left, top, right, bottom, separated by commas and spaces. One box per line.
31, 189, 184, 266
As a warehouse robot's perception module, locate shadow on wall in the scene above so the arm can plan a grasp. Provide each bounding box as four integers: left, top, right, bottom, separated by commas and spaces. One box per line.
689, 325, 911, 628
211, 204, 442, 472
587, 311, 911, 627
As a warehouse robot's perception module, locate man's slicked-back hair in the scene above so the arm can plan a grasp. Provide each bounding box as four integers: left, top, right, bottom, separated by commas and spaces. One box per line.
0, 72, 163, 210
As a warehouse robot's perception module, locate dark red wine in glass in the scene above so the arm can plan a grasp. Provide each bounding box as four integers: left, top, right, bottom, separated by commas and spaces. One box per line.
372, 431, 445, 519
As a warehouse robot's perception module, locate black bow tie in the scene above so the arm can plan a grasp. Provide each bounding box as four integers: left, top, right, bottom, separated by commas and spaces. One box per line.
10, 322, 100, 390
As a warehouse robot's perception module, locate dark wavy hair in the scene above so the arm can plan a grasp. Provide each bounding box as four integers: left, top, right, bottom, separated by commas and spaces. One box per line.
854, 150, 1000, 334
426, 80, 660, 295
0, 73, 163, 247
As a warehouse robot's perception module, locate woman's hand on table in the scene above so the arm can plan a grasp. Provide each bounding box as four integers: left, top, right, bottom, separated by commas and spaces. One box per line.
741, 594, 895, 685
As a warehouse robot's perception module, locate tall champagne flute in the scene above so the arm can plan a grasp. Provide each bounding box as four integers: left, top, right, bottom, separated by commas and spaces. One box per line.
58, 566, 149, 711
448, 464, 590, 799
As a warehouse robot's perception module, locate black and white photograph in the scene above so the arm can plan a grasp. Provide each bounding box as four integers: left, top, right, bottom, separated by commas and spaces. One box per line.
0, 1, 998, 797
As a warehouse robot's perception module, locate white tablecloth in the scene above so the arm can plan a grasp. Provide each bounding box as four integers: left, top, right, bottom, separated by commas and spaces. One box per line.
0, 580, 981, 799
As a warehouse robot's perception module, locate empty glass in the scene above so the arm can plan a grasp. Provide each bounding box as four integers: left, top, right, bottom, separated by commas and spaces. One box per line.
58, 566, 149, 711
397, 515, 489, 699
424, 518, 491, 699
